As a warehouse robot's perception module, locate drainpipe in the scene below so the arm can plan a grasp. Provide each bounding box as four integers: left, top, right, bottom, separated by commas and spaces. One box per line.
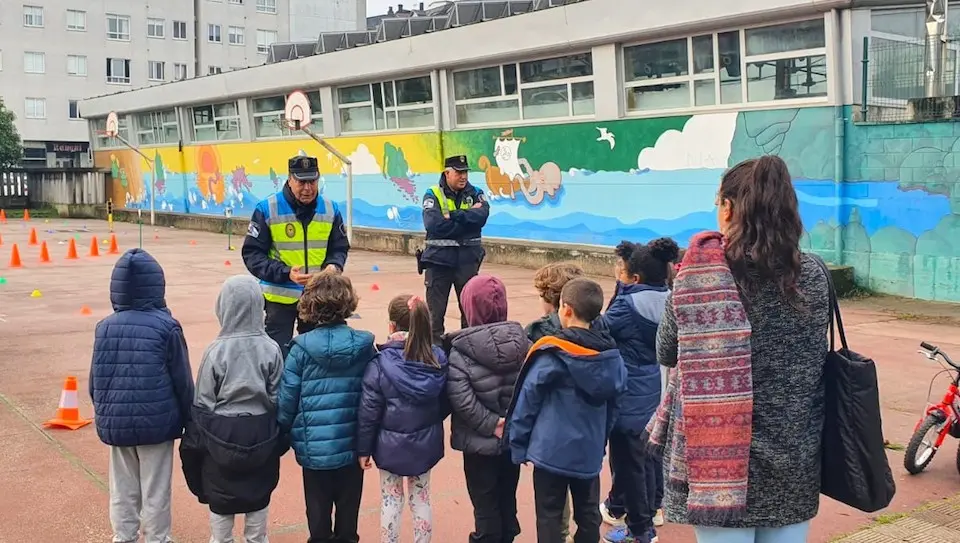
833, 8, 845, 265
925, 0, 948, 97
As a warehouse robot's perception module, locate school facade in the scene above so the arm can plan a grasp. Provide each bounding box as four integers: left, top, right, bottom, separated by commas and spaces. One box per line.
77, 0, 960, 301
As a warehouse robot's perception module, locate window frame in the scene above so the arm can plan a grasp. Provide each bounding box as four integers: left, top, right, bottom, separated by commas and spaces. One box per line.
256, 29, 278, 54
66, 9, 86, 31
23, 5, 43, 28
174, 63, 188, 80
135, 109, 180, 146
208, 23, 222, 43
106, 57, 132, 85
23, 51, 45, 74
337, 75, 438, 134
256, 0, 278, 14
450, 51, 597, 128
228, 26, 245, 45
68, 100, 82, 120
208, 65, 223, 75
106, 13, 131, 41
93, 116, 130, 149
250, 91, 324, 139
173, 20, 188, 40
24, 97, 46, 119
147, 18, 165, 39
148, 60, 165, 82
67, 54, 87, 77
190, 101, 242, 142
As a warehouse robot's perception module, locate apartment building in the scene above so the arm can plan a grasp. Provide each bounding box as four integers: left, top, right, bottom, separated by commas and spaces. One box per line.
0, 0, 363, 168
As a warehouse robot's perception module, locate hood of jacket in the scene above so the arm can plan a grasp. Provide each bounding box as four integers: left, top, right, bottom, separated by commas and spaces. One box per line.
446, 321, 528, 374
377, 341, 448, 404
292, 323, 374, 370
110, 248, 167, 312
621, 282, 670, 325
535, 327, 623, 404
216, 275, 267, 337
192, 406, 281, 471
525, 312, 561, 342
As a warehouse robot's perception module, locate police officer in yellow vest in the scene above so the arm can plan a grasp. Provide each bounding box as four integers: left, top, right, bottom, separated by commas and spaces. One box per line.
242, 155, 350, 356
420, 154, 490, 343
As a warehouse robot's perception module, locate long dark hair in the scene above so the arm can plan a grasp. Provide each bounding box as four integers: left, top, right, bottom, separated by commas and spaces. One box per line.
719, 155, 803, 304
388, 294, 439, 368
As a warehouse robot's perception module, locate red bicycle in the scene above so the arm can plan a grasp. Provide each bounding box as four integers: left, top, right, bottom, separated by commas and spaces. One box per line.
904, 341, 960, 475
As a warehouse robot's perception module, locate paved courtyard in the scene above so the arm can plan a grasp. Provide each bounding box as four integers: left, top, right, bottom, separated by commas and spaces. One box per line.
2, 218, 960, 542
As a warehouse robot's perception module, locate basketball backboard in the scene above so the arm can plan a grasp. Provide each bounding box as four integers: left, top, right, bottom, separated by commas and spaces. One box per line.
105, 112, 119, 137
284, 91, 311, 130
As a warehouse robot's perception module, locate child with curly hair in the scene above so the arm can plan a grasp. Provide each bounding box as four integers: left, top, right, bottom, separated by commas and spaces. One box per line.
278, 271, 377, 543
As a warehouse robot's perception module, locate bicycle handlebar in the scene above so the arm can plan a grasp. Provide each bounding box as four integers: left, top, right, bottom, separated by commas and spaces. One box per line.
922, 341, 937, 351
922, 341, 959, 369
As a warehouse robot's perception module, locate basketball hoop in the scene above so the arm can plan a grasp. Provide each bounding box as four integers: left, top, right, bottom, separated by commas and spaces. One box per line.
284, 91, 311, 131
104, 111, 119, 138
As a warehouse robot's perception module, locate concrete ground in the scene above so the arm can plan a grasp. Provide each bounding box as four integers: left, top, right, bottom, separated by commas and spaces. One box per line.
2, 218, 960, 543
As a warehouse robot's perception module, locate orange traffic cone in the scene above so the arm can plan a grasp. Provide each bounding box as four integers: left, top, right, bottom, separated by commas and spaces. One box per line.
224, 260, 231, 266
43, 376, 92, 430
23, 209, 30, 221
79, 305, 93, 316
0, 209, 6, 223
108, 233, 119, 255
89, 236, 100, 257
39, 241, 51, 264
28, 228, 38, 246
65, 238, 78, 260
0, 232, 3, 246
8, 244, 21, 268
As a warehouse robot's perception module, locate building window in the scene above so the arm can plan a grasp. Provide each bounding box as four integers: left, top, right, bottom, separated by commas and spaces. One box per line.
173, 20, 188, 40
337, 76, 434, 133
256, 29, 278, 54
147, 18, 165, 38
107, 14, 131, 41
24, 98, 45, 119
452, 53, 594, 125
69, 100, 81, 120
228, 26, 245, 45
94, 116, 130, 148
191, 102, 241, 142
256, 0, 277, 14
66, 9, 86, 31
252, 92, 323, 138
229, 0, 243, 4
148, 61, 165, 81
107, 57, 131, 84
174, 63, 188, 80
208, 65, 222, 75
136, 110, 179, 145
67, 55, 87, 76
23, 5, 43, 27
23, 51, 45, 74
208, 24, 222, 43
622, 18, 827, 113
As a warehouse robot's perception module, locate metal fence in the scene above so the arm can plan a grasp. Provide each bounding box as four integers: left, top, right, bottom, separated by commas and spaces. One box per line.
861, 35, 960, 123
0, 168, 108, 209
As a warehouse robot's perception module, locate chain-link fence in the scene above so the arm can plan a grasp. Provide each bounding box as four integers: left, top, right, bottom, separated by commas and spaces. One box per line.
861, 35, 960, 123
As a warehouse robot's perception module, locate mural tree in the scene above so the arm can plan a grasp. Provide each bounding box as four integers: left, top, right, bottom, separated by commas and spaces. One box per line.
0, 99, 23, 169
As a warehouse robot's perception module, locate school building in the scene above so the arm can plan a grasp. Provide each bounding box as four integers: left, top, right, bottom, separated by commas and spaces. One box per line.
77, 0, 960, 302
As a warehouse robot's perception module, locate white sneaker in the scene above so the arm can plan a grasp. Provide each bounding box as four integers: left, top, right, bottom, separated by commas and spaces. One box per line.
600, 502, 627, 527
653, 508, 665, 527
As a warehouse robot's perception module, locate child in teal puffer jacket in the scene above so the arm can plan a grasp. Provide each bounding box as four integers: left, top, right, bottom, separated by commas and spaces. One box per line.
277, 271, 376, 543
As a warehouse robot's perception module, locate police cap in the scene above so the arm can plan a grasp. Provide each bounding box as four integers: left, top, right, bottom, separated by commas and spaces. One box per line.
288, 155, 320, 181
443, 155, 469, 171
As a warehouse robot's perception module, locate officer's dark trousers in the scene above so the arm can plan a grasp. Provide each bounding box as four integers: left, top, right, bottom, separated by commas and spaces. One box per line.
424, 260, 481, 343
265, 300, 316, 358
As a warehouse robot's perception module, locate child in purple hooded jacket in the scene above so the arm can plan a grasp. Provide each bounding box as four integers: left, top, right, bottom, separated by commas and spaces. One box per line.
356, 294, 449, 543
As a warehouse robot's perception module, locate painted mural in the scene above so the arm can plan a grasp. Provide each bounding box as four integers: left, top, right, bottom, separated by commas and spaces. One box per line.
93, 106, 960, 302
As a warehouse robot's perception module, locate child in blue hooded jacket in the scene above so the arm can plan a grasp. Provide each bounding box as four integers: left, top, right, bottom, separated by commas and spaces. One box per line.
508, 278, 626, 543
356, 294, 448, 543
600, 238, 678, 543
277, 271, 376, 543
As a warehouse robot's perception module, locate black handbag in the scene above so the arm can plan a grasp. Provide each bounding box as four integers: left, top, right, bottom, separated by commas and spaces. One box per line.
812, 255, 896, 512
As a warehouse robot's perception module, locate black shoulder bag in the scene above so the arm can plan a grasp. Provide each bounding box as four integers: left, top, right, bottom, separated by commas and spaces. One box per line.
812, 255, 896, 512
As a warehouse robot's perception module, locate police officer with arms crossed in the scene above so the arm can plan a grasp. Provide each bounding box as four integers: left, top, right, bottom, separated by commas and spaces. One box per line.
420, 154, 490, 344
242, 155, 350, 356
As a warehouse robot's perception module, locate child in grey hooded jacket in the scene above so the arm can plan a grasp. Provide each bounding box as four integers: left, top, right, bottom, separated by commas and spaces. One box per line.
180, 275, 286, 543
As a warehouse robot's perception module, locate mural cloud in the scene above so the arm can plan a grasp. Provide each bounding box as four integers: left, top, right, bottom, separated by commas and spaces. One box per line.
343, 144, 382, 175
637, 112, 739, 171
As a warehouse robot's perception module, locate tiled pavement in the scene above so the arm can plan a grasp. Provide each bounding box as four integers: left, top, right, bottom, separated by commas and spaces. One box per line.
836, 495, 960, 542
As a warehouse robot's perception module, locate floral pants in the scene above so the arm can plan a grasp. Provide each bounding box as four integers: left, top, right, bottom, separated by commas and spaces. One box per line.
379, 469, 432, 543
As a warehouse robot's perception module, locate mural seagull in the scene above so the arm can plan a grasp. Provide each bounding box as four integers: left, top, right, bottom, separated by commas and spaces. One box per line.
596, 127, 616, 150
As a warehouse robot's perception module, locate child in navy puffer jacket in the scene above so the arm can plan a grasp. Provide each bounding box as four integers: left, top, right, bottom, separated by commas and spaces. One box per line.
357, 294, 448, 543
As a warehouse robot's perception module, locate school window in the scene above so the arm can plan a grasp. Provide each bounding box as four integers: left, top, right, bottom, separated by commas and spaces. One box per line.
24, 98, 45, 119
228, 26, 245, 45
230, 0, 244, 3
452, 52, 594, 126
173, 20, 188, 40
190, 101, 241, 142
147, 18, 165, 38
67, 55, 87, 76
338, 75, 434, 133
106, 57, 131, 84
174, 63, 188, 80
208, 24, 222, 43
66, 10, 86, 31
106, 14, 131, 41
256, 29, 278, 54
136, 110, 179, 145
23, 51, 44, 74
23, 5, 43, 27
93, 116, 129, 148
208, 65, 222, 75
256, 0, 277, 14
148, 61, 165, 81
69, 100, 81, 120
622, 18, 827, 114
252, 92, 323, 138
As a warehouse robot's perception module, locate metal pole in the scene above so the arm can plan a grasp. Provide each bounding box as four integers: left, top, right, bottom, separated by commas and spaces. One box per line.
346, 163, 354, 243
137, 208, 143, 249
861, 36, 869, 121
925, 0, 948, 97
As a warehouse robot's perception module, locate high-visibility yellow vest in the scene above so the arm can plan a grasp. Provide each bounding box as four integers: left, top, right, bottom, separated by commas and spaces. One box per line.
429, 185, 471, 216
259, 192, 336, 305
